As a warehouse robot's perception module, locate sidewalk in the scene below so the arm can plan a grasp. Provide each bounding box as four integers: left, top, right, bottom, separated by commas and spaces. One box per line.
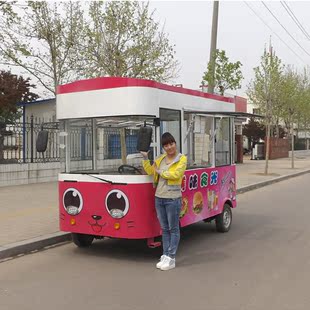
1, 151, 310, 259
237, 151, 310, 190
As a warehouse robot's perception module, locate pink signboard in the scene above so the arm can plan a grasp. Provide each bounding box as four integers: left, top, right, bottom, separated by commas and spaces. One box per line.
179, 165, 236, 226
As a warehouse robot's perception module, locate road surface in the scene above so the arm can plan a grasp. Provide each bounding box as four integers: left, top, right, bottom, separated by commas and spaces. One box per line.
1, 174, 310, 310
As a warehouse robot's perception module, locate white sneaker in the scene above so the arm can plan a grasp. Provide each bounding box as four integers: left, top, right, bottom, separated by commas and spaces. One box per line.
160, 256, 176, 271
156, 255, 168, 269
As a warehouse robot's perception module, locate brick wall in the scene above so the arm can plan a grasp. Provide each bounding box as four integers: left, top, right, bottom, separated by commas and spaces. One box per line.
266, 137, 289, 159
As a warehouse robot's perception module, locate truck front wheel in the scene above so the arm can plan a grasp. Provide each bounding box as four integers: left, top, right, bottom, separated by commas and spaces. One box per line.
72, 233, 94, 247
215, 204, 232, 233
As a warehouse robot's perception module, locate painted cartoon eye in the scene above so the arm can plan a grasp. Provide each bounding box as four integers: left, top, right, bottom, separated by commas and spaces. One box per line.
105, 190, 129, 219
63, 188, 83, 216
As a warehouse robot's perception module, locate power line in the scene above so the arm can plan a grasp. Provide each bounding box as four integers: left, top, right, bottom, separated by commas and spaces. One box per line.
243, 2, 306, 64
261, 1, 310, 58
281, 1, 310, 41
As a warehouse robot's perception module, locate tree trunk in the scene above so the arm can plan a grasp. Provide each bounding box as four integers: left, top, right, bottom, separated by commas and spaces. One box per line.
264, 120, 270, 175
291, 124, 295, 169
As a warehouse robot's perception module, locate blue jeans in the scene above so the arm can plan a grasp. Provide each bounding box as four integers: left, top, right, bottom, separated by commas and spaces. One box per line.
155, 197, 182, 259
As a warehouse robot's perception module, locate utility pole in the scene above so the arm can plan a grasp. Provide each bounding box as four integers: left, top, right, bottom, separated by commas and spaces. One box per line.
207, 1, 219, 94
264, 40, 273, 175
290, 108, 295, 169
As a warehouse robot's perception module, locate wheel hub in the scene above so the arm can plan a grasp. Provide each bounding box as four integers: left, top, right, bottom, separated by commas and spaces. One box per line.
223, 210, 231, 227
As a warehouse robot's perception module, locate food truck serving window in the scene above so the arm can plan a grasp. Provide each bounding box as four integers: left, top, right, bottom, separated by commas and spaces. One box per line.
215, 117, 232, 166
184, 113, 213, 169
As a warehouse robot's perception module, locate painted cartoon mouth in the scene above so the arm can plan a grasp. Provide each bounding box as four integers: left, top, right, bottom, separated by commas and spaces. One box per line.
88, 220, 106, 233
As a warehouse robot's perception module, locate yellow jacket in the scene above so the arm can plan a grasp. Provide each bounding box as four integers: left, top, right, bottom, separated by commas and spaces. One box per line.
142, 153, 187, 188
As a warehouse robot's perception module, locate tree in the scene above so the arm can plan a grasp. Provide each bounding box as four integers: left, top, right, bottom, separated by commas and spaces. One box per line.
0, 1, 16, 18
277, 67, 302, 168
297, 68, 310, 146
243, 117, 265, 149
0, 1, 18, 39
202, 49, 243, 95
247, 48, 283, 174
0, 1, 85, 95
0, 70, 38, 161
81, 1, 179, 82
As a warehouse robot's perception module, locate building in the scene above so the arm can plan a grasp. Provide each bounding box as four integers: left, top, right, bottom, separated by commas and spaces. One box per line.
18, 98, 56, 123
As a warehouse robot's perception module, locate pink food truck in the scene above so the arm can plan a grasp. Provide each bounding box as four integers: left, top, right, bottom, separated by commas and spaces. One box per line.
55, 77, 237, 248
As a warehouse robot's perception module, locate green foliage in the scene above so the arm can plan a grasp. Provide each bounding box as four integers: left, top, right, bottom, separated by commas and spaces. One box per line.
277, 67, 301, 130
0, 1, 179, 95
0, 1, 86, 95
247, 50, 310, 134
296, 68, 310, 131
247, 49, 283, 121
247, 48, 284, 173
82, 1, 179, 82
202, 49, 243, 95
0, 1, 17, 19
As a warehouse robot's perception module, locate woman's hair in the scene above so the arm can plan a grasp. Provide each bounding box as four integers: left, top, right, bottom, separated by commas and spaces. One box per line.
161, 132, 176, 146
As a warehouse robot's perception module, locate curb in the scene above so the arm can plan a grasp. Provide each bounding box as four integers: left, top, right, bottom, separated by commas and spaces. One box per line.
0, 232, 71, 261
1, 169, 310, 261
236, 169, 310, 194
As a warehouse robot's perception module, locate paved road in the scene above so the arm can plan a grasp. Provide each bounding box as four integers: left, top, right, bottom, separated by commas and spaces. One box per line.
1, 174, 310, 310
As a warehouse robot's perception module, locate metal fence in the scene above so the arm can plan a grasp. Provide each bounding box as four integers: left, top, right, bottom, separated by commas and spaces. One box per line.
69, 121, 93, 161
0, 116, 59, 164
0, 118, 141, 164
105, 128, 139, 159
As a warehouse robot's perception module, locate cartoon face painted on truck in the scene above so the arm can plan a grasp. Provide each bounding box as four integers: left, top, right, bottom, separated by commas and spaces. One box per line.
59, 179, 161, 239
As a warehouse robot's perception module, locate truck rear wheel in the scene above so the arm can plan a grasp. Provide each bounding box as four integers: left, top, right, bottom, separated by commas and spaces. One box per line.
215, 204, 232, 233
72, 233, 94, 247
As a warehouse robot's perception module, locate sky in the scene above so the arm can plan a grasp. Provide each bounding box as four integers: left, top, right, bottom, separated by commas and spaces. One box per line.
147, 0, 310, 97
3, 1, 310, 99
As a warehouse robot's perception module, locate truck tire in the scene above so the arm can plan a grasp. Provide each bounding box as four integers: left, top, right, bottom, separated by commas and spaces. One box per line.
215, 204, 232, 233
72, 233, 94, 247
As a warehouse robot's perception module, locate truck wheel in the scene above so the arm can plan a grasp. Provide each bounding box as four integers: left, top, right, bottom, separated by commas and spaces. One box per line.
215, 204, 232, 233
72, 233, 94, 247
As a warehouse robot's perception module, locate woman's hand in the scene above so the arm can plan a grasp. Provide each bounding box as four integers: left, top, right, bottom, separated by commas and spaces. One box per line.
140, 151, 149, 160
154, 162, 162, 175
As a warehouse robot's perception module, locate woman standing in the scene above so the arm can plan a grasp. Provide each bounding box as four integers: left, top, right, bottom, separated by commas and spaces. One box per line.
141, 132, 187, 271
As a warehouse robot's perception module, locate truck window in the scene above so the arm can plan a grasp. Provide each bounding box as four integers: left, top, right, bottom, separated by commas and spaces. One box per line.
184, 113, 213, 168
159, 108, 181, 152
215, 117, 231, 166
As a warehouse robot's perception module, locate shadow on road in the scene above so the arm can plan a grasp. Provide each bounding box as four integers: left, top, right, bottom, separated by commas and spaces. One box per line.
69, 211, 272, 268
